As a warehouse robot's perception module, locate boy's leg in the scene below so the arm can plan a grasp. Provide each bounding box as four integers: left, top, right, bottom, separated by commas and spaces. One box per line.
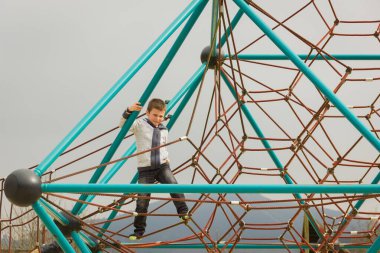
133, 170, 155, 237
157, 163, 189, 216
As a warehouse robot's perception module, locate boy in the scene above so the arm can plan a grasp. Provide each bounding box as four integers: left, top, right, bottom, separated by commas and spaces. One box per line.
120, 98, 189, 240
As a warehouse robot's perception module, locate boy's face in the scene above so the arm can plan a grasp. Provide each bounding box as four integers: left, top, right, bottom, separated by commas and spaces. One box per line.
146, 108, 165, 127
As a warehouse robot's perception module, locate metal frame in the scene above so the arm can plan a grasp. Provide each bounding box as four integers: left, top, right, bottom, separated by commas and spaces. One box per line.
21, 1, 380, 252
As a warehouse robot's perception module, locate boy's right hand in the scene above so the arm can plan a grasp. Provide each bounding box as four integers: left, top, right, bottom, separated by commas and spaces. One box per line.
128, 102, 142, 112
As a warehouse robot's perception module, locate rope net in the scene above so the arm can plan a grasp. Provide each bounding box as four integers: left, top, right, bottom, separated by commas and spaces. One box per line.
1, 1, 379, 252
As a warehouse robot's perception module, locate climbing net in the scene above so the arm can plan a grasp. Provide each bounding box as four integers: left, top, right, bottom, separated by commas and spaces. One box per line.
1, 1, 379, 252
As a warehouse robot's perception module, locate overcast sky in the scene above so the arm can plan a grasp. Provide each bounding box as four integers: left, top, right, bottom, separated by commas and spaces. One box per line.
1, 0, 379, 193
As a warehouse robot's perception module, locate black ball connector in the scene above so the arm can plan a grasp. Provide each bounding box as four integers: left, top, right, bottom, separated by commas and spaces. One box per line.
40, 242, 63, 253
200, 46, 224, 69
4, 169, 42, 207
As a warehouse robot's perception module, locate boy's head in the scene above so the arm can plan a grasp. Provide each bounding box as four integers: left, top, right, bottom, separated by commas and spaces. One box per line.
147, 98, 166, 112
146, 98, 166, 127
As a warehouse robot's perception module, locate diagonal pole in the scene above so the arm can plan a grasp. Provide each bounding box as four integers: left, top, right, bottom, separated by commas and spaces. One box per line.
39, 198, 94, 251
368, 234, 380, 253
71, 232, 92, 253
219, 9, 244, 48
33, 201, 76, 252
97, 64, 206, 236
95, 6, 241, 232
233, 0, 380, 246
33, 0, 206, 177
96, 6, 245, 229
221, 71, 323, 238
71, 0, 208, 215
77, 65, 206, 216
233, 0, 380, 153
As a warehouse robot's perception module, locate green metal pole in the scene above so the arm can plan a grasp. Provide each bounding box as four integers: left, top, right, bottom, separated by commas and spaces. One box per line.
34, 0, 206, 177
221, 72, 324, 234
228, 54, 380, 60
211, 0, 219, 49
40, 199, 95, 251
71, 0, 208, 215
116, 243, 370, 250
71, 232, 92, 253
33, 201, 76, 253
368, 234, 380, 253
219, 9, 244, 48
42, 184, 380, 194
96, 64, 205, 235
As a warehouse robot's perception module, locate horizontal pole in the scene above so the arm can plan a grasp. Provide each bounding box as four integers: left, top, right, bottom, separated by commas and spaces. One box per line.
118, 243, 371, 250
42, 184, 380, 194
227, 54, 380, 60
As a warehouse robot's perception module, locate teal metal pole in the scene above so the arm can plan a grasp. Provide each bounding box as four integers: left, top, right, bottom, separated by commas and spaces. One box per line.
219, 9, 244, 48
116, 243, 370, 250
33, 201, 76, 253
42, 184, 380, 194
354, 172, 380, 211
221, 72, 295, 185
233, 0, 380, 152
335, 172, 380, 235
79, 232, 98, 249
33, 0, 206, 177
71, 232, 92, 253
40, 198, 70, 223
368, 235, 380, 253
97, 65, 205, 236
211, 0, 219, 48
71, 0, 208, 215
224, 32, 327, 238
221, 71, 324, 230
167, 64, 206, 129
229, 54, 380, 60
40, 199, 97, 249
78, 65, 206, 215
76, 144, 137, 215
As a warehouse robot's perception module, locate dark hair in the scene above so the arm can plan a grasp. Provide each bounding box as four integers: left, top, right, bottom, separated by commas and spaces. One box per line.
147, 98, 166, 112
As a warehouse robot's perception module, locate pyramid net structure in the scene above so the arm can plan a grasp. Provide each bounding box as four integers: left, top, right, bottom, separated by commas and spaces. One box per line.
1, 1, 379, 252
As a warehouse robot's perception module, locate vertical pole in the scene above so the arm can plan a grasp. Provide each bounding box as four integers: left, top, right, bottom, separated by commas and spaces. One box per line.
233, 0, 380, 152
71, 0, 208, 215
211, 0, 219, 49
34, 0, 206, 177
33, 201, 75, 253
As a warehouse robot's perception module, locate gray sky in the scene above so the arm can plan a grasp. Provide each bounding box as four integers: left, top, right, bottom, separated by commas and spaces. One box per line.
0, 0, 379, 202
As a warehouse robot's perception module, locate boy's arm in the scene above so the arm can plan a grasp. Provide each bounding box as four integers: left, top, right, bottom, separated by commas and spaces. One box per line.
118, 108, 132, 128
119, 102, 142, 129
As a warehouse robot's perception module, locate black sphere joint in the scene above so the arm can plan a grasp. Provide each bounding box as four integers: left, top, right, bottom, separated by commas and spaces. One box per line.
41, 242, 63, 253
200, 46, 224, 69
4, 169, 42, 207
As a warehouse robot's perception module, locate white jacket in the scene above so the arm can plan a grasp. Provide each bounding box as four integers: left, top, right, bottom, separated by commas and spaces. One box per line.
120, 117, 169, 168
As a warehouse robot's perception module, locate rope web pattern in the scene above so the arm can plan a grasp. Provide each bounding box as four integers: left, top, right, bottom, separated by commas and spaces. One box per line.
1, 1, 379, 252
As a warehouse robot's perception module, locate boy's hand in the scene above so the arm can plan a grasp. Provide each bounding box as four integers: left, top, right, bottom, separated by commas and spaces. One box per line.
128, 102, 142, 112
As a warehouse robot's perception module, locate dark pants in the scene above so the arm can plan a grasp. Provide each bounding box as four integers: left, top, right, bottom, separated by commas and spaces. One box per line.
134, 163, 188, 235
